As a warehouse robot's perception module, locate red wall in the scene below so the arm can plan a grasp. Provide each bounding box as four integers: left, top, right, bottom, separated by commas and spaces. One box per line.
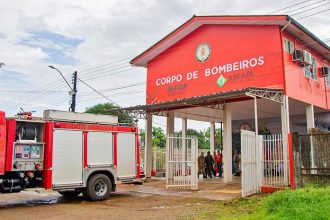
282, 32, 330, 110
146, 25, 284, 104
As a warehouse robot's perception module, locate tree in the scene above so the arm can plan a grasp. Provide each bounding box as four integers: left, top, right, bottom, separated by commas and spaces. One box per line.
175, 128, 211, 149
204, 128, 223, 149
139, 127, 166, 149
85, 102, 133, 123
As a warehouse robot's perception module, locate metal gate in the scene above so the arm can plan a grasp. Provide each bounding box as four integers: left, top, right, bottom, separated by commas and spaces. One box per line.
241, 130, 261, 197
166, 135, 198, 190
261, 134, 288, 187
241, 130, 288, 197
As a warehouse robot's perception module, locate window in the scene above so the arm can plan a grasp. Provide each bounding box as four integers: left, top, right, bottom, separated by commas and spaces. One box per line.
304, 57, 317, 80
284, 39, 294, 54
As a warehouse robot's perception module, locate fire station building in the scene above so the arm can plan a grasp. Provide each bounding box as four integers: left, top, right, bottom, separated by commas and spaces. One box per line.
125, 15, 330, 193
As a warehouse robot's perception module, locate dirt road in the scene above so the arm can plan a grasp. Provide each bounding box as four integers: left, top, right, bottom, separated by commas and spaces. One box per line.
0, 193, 213, 220
0, 179, 240, 219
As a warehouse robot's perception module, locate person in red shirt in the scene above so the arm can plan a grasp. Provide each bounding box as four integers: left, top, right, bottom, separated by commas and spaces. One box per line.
215, 150, 223, 177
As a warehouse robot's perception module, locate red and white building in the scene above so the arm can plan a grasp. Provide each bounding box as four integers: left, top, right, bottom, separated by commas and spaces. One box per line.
125, 15, 330, 194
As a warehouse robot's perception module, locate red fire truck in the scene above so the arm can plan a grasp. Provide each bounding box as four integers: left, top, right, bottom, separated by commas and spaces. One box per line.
0, 110, 141, 201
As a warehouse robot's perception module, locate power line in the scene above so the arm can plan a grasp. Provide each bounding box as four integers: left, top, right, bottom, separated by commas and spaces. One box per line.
77, 77, 119, 106
283, 0, 327, 14
266, 0, 312, 14
0, 90, 67, 93
78, 57, 133, 73
79, 62, 131, 77
296, 8, 330, 19
291, 2, 330, 16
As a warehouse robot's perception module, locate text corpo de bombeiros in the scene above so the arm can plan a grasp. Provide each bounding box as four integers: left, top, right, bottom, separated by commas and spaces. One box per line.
155, 56, 265, 86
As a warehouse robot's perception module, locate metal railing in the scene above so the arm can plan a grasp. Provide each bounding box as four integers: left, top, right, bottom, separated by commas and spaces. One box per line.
166, 135, 198, 190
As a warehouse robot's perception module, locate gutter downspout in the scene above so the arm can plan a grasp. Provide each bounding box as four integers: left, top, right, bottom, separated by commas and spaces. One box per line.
281, 20, 291, 32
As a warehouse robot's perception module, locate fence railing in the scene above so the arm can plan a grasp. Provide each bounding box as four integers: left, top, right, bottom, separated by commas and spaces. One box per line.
261, 134, 288, 187
166, 135, 198, 190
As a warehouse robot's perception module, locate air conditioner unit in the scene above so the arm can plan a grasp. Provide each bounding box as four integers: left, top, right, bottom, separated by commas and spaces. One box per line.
302, 50, 312, 66
292, 50, 312, 66
321, 66, 329, 77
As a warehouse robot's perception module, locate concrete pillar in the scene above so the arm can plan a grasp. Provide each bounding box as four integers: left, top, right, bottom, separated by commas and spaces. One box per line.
306, 105, 315, 131
210, 122, 215, 154
182, 118, 187, 138
144, 114, 153, 178
182, 118, 187, 175
281, 95, 290, 184
223, 103, 233, 183
166, 111, 175, 136
166, 111, 175, 179
306, 104, 315, 173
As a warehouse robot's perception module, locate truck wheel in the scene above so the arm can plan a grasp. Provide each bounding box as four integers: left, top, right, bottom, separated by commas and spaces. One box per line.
83, 174, 112, 201
58, 190, 81, 198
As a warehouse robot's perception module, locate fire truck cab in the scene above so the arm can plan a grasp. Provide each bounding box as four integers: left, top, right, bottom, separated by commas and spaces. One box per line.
0, 110, 141, 201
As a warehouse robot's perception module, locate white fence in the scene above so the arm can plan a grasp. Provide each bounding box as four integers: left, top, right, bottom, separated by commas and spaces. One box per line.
166, 135, 198, 190
261, 134, 288, 186
241, 131, 289, 197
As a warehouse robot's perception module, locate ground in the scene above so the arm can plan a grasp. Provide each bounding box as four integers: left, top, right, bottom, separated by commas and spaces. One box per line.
0, 178, 241, 220
1, 179, 329, 219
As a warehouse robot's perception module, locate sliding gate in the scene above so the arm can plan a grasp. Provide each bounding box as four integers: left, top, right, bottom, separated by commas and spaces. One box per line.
166, 135, 198, 190
241, 130, 288, 197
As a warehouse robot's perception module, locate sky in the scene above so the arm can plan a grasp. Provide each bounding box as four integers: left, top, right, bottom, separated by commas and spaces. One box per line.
0, 0, 329, 131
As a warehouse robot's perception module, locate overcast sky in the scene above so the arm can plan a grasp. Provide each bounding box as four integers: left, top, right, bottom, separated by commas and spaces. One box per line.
0, 0, 329, 131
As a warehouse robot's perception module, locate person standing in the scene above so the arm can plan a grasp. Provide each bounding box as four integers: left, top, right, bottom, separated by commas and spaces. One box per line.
234, 150, 241, 176
205, 151, 214, 178
215, 150, 223, 177
198, 152, 206, 178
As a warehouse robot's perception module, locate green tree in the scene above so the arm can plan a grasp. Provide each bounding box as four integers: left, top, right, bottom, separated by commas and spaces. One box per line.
139, 127, 166, 148
175, 128, 211, 149
85, 102, 133, 123
204, 128, 223, 150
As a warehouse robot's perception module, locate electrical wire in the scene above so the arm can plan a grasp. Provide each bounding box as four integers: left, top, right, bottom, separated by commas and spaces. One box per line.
296, 8, 330, 19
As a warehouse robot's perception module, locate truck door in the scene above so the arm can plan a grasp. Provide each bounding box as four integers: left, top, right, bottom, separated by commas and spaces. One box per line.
117, 133, 136, 179
52, 130, 83, 187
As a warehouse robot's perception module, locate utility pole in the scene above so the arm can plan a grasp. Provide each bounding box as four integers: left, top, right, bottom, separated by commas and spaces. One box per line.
70, 71, 78, 112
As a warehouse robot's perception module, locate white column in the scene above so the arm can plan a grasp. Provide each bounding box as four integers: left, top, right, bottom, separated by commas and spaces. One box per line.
281, 95, 290, 184
144, 114, 153, 178
182, 118, 187, 138
166, 111, 175, 180
166, 111, 175, 136
210, 122, 215, 154
306, 105, 315, 131
223, 103, 233, 183
182, 118, 187, 175
306, 104, 315, 173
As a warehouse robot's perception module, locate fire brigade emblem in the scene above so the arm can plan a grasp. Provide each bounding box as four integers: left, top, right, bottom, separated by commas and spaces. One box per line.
196, 43, 211, 62
216, 75, 227, 88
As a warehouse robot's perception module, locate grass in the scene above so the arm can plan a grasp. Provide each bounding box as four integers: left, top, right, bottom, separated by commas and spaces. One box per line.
195, 186, 330, 220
